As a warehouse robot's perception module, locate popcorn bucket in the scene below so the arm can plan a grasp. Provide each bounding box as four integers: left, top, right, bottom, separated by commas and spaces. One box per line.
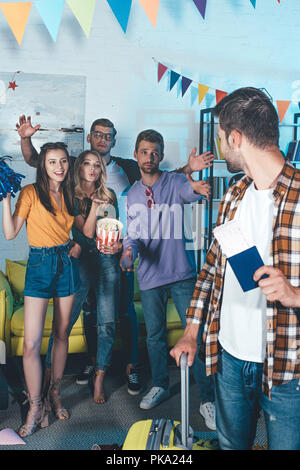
96, 218, 123, 249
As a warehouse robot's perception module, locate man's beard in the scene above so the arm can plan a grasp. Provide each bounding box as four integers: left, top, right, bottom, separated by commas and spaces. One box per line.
141, 164, 159, 174
225, 159, 243, 174
223, 148, 243, 174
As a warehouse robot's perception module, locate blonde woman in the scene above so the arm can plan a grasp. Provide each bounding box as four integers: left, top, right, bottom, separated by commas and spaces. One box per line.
46, 150, 121, 404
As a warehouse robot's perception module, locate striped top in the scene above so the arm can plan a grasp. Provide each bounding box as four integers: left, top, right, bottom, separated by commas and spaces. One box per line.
187, 162, 300, 396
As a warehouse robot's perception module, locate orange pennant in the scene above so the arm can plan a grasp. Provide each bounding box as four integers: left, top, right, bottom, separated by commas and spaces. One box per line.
216, 89, 228, 104
198, 84, 209, 105
276, 100, 290, 123
137, 0, 160, 27
0, 2, 32, 45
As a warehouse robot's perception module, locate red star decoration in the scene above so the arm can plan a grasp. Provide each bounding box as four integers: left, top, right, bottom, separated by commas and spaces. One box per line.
8, 81, 18, 91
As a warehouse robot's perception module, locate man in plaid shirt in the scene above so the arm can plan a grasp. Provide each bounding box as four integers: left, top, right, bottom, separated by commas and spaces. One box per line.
171, 87, 300, 450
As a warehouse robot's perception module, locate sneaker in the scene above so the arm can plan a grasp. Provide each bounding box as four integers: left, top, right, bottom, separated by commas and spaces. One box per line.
127, 368, 142, 396
76, 364, 95, 385
139, 386, 170, 410
199, 402, 216, 430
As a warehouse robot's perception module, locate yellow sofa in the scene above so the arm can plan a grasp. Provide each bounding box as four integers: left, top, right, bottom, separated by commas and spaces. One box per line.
0, 259, 184, 357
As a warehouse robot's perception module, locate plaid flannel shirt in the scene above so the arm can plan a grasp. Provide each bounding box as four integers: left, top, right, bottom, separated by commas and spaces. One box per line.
187, 161, 300, 396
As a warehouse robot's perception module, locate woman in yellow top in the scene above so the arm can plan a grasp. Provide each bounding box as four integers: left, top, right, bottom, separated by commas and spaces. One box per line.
2, 142, 81, 438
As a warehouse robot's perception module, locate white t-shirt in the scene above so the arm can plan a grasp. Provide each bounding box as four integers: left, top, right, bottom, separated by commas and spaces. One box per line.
218, 182, 274, 363
106, 159, 130, 228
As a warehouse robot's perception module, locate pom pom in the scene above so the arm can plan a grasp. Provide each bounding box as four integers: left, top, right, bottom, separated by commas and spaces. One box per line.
0, 156, 25, 201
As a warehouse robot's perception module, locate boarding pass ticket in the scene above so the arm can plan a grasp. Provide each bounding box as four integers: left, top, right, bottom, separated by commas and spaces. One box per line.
213, 219, 252, 258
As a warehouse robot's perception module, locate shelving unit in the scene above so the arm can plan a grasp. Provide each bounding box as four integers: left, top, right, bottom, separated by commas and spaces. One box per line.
197, 107, 232, 270
196, 109, 300, 271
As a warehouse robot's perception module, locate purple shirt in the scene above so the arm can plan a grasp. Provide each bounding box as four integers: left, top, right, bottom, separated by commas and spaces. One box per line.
122, 171, 203, 290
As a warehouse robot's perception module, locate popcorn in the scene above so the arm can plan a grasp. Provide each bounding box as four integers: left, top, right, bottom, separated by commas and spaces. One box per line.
96, 218, 123, 249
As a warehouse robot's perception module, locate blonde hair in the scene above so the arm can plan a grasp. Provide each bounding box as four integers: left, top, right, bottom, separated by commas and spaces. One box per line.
74, 150, 115, 216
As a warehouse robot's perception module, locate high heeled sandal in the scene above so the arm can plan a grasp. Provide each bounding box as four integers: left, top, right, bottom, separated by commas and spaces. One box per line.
18, 394, 49, 438
47, 379, 69, 420
93, 370, 106, 405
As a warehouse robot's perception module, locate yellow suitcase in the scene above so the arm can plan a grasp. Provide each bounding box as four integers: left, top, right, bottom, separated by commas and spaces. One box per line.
122, 354, 218, 451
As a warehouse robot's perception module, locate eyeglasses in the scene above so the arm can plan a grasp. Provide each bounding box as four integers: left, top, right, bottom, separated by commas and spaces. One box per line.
145, 186, 155, 209
90, 131, 114, 141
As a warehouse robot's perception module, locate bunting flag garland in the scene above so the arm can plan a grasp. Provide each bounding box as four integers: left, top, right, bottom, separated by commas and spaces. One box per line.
170, 71, 180, 91
106, 0, 132, 33
0, 2, 32, 45
137, 0, 160, 28
198, 84, 210, 105
157, 62, 168, 82
34, 0, 65, 42
0, 0, 284, 43
193, 0, 207, 19
276, 100, 291, 123
155, 59, 292, 121
216, 89, 228, 104
66, 0, 96, 37
181, 77, 192, 97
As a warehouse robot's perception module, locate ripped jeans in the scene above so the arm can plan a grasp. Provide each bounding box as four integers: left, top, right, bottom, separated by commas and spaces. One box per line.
215, 348, 300, 450
45, 247, 120, 371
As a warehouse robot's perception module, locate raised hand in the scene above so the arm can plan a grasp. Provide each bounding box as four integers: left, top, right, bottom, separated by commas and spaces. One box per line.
16, 115, 41, 139
186, 174, 211, 199
187, 149, 214, 173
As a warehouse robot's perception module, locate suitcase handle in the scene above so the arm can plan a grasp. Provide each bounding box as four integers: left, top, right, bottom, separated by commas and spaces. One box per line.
177, 353, 194, 450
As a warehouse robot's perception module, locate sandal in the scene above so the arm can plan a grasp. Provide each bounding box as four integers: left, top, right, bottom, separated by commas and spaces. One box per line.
93, 370, 106, 404
47, 379, 69, 420
18, 394, 49, 438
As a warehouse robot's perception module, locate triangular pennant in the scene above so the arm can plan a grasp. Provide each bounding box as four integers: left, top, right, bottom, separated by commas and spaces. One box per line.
216, 89, 228, 104
137, 0, 160, 27
190, 86, 198, 106
276, 100, 291, 123
158, 63, 168, 82
66, 0, 96, 37
193, 0, 207, 19
250, 0, 256, 8
0, 2, 32, 45
106, 0, 132, 33
170, 71, 180, 91
182, 77, 192, 97
34, 0, 65, 42
198, 83, 210, 105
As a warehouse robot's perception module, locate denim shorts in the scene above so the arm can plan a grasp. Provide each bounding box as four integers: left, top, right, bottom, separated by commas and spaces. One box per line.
23, 241, 81, 299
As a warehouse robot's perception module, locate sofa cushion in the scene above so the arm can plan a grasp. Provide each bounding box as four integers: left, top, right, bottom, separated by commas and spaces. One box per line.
5, 259, 53, 305
0, 270, 14, 320
10, 304, 84, 338
5, 259, 26, 303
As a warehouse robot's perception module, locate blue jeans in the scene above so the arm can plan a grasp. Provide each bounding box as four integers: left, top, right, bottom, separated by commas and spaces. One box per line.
119, 270, 139, 366
46, 247, 120, 371
215, 348, 300, 450
140, 277, 214, 403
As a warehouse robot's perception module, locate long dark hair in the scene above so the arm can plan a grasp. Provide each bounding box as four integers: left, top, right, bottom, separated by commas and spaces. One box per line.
34, 142, 74, 216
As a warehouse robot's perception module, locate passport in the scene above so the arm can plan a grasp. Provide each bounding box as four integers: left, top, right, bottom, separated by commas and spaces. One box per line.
227, 245, 267, 292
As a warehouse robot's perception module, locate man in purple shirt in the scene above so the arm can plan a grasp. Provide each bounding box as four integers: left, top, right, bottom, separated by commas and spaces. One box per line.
120, 129, 216, 429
